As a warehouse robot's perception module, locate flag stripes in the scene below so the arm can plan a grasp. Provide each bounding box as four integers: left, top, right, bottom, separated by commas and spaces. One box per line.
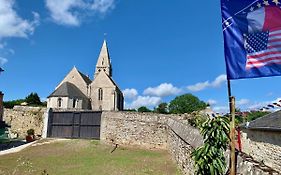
246, 29, 281, 69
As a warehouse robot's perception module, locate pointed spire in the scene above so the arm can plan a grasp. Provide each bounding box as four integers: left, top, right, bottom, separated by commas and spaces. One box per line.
94, 40, 112, 78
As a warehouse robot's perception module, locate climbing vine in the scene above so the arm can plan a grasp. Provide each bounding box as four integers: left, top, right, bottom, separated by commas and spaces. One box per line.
191, 116, 230, 175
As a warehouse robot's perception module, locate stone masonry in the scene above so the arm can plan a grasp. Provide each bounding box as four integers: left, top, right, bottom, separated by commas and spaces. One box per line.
3, 106, 46, 138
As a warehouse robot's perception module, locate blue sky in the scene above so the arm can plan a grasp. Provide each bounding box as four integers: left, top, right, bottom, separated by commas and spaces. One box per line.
0, 0, 281, 113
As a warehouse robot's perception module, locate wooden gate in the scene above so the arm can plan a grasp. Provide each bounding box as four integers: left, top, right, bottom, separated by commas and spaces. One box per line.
47, 111, 101, 139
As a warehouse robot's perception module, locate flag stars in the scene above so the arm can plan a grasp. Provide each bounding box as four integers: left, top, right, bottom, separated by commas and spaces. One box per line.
272, 0, 280, 5
250, 6, 255, 11
257, 2, 262, 8
263, 0, 270, 5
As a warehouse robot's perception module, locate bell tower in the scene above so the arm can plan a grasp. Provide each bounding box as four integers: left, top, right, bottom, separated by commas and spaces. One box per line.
94, 40, 112, 78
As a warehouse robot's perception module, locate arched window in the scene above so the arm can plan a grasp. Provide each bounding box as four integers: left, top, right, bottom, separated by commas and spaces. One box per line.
57, 98, 62, 108
72, 99, 76, 108
98, 88, 103, 101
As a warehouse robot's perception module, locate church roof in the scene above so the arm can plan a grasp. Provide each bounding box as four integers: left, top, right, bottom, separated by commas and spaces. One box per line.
77, 70, 92, 85
48, 82, 88, 99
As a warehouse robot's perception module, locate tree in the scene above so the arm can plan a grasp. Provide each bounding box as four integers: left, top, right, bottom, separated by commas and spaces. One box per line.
168, 94, 207, 114
246, 111, 270, 122
137, 106, 151, 112
154, 102, 168, 114
192, 116, 230, 175
25, 93, 42, 105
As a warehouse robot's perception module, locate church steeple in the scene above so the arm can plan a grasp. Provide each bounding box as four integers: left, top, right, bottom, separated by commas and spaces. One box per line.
94, 40, 112, 78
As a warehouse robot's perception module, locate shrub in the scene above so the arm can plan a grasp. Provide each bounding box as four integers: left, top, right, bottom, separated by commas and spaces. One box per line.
27, 129, 35, 136
192, 116, 230, 175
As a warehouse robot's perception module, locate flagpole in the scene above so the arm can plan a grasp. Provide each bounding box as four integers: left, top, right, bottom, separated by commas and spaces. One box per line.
227, 79, 236, 175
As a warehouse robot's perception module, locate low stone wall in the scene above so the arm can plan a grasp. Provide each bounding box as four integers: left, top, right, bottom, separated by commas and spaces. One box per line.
3, 106, 46, 138
241, 129, 281, 173
167, 118, 203, 174
101, 111, 169, 149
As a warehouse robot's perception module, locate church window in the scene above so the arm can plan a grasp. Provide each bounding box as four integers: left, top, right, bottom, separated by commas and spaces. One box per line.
98, 88, 103, 101
72, 99, 77, 108
102, 58, 104, 65
58, 98, 62, 108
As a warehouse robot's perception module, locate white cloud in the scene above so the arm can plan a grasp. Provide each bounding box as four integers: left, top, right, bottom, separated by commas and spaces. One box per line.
45, 0, 115, 26
212, 74, 227, 87
187, 74, 227, 92
212, 105, 229, 114
143, 83, 182, 97
0, 0, 40, 38
0, 57, 8, 65
127, 96, 162, 109
91, 0, 115, 13
236, 99, 250, 106
207, 99, 217, 105
122, 88, 138, 99
187, 81, 209, 92
46, 0, 83, 26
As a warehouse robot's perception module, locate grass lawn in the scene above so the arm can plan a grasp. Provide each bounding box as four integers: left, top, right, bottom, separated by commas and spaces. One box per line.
0, 139, 181, 175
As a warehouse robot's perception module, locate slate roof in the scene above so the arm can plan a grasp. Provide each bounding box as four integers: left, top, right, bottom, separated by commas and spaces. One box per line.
77, 70, 92, 85
48, 82, 88, 99
245, 110, 281, 131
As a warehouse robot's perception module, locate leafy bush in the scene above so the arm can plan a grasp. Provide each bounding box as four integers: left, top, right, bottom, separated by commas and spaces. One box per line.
188, 113, 207, 128
3, 99, 25, 108
192, 116, 230, 175
154, 103, 169, 114
27, 129, 35, 136
246, 111, 270, 122
137, 106, 151, 112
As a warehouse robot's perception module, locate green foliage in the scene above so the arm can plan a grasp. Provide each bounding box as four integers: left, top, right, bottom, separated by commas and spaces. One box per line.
192, 116, 230, 175
4, 92, 45, 108
0, 128, 9, 143
154, 102, 169, 114
27, 129, 35, 136
137, 106, 151, 112
25, 92, 42, 106
3, 99, 25, 108
246, 111, 270, 122
188, 113, 207, 128
168, 94, 207, 114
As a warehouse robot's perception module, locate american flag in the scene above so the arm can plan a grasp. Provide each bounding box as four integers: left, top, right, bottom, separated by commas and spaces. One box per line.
245, 28, 281, 69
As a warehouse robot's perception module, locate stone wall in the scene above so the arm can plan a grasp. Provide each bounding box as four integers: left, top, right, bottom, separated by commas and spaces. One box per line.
167, 118, 203, 174
241, 129, 281, 173
101, 111, 169, 149
3, 106, 46, 138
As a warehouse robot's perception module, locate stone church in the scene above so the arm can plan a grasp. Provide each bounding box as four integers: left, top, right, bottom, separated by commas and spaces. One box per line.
47, 40, 124, 111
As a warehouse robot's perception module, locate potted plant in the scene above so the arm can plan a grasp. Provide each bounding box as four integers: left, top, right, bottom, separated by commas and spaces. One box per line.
26, 129, 35, 142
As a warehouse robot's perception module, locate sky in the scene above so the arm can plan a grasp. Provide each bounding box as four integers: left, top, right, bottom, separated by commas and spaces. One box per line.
0, 0, 281, 113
